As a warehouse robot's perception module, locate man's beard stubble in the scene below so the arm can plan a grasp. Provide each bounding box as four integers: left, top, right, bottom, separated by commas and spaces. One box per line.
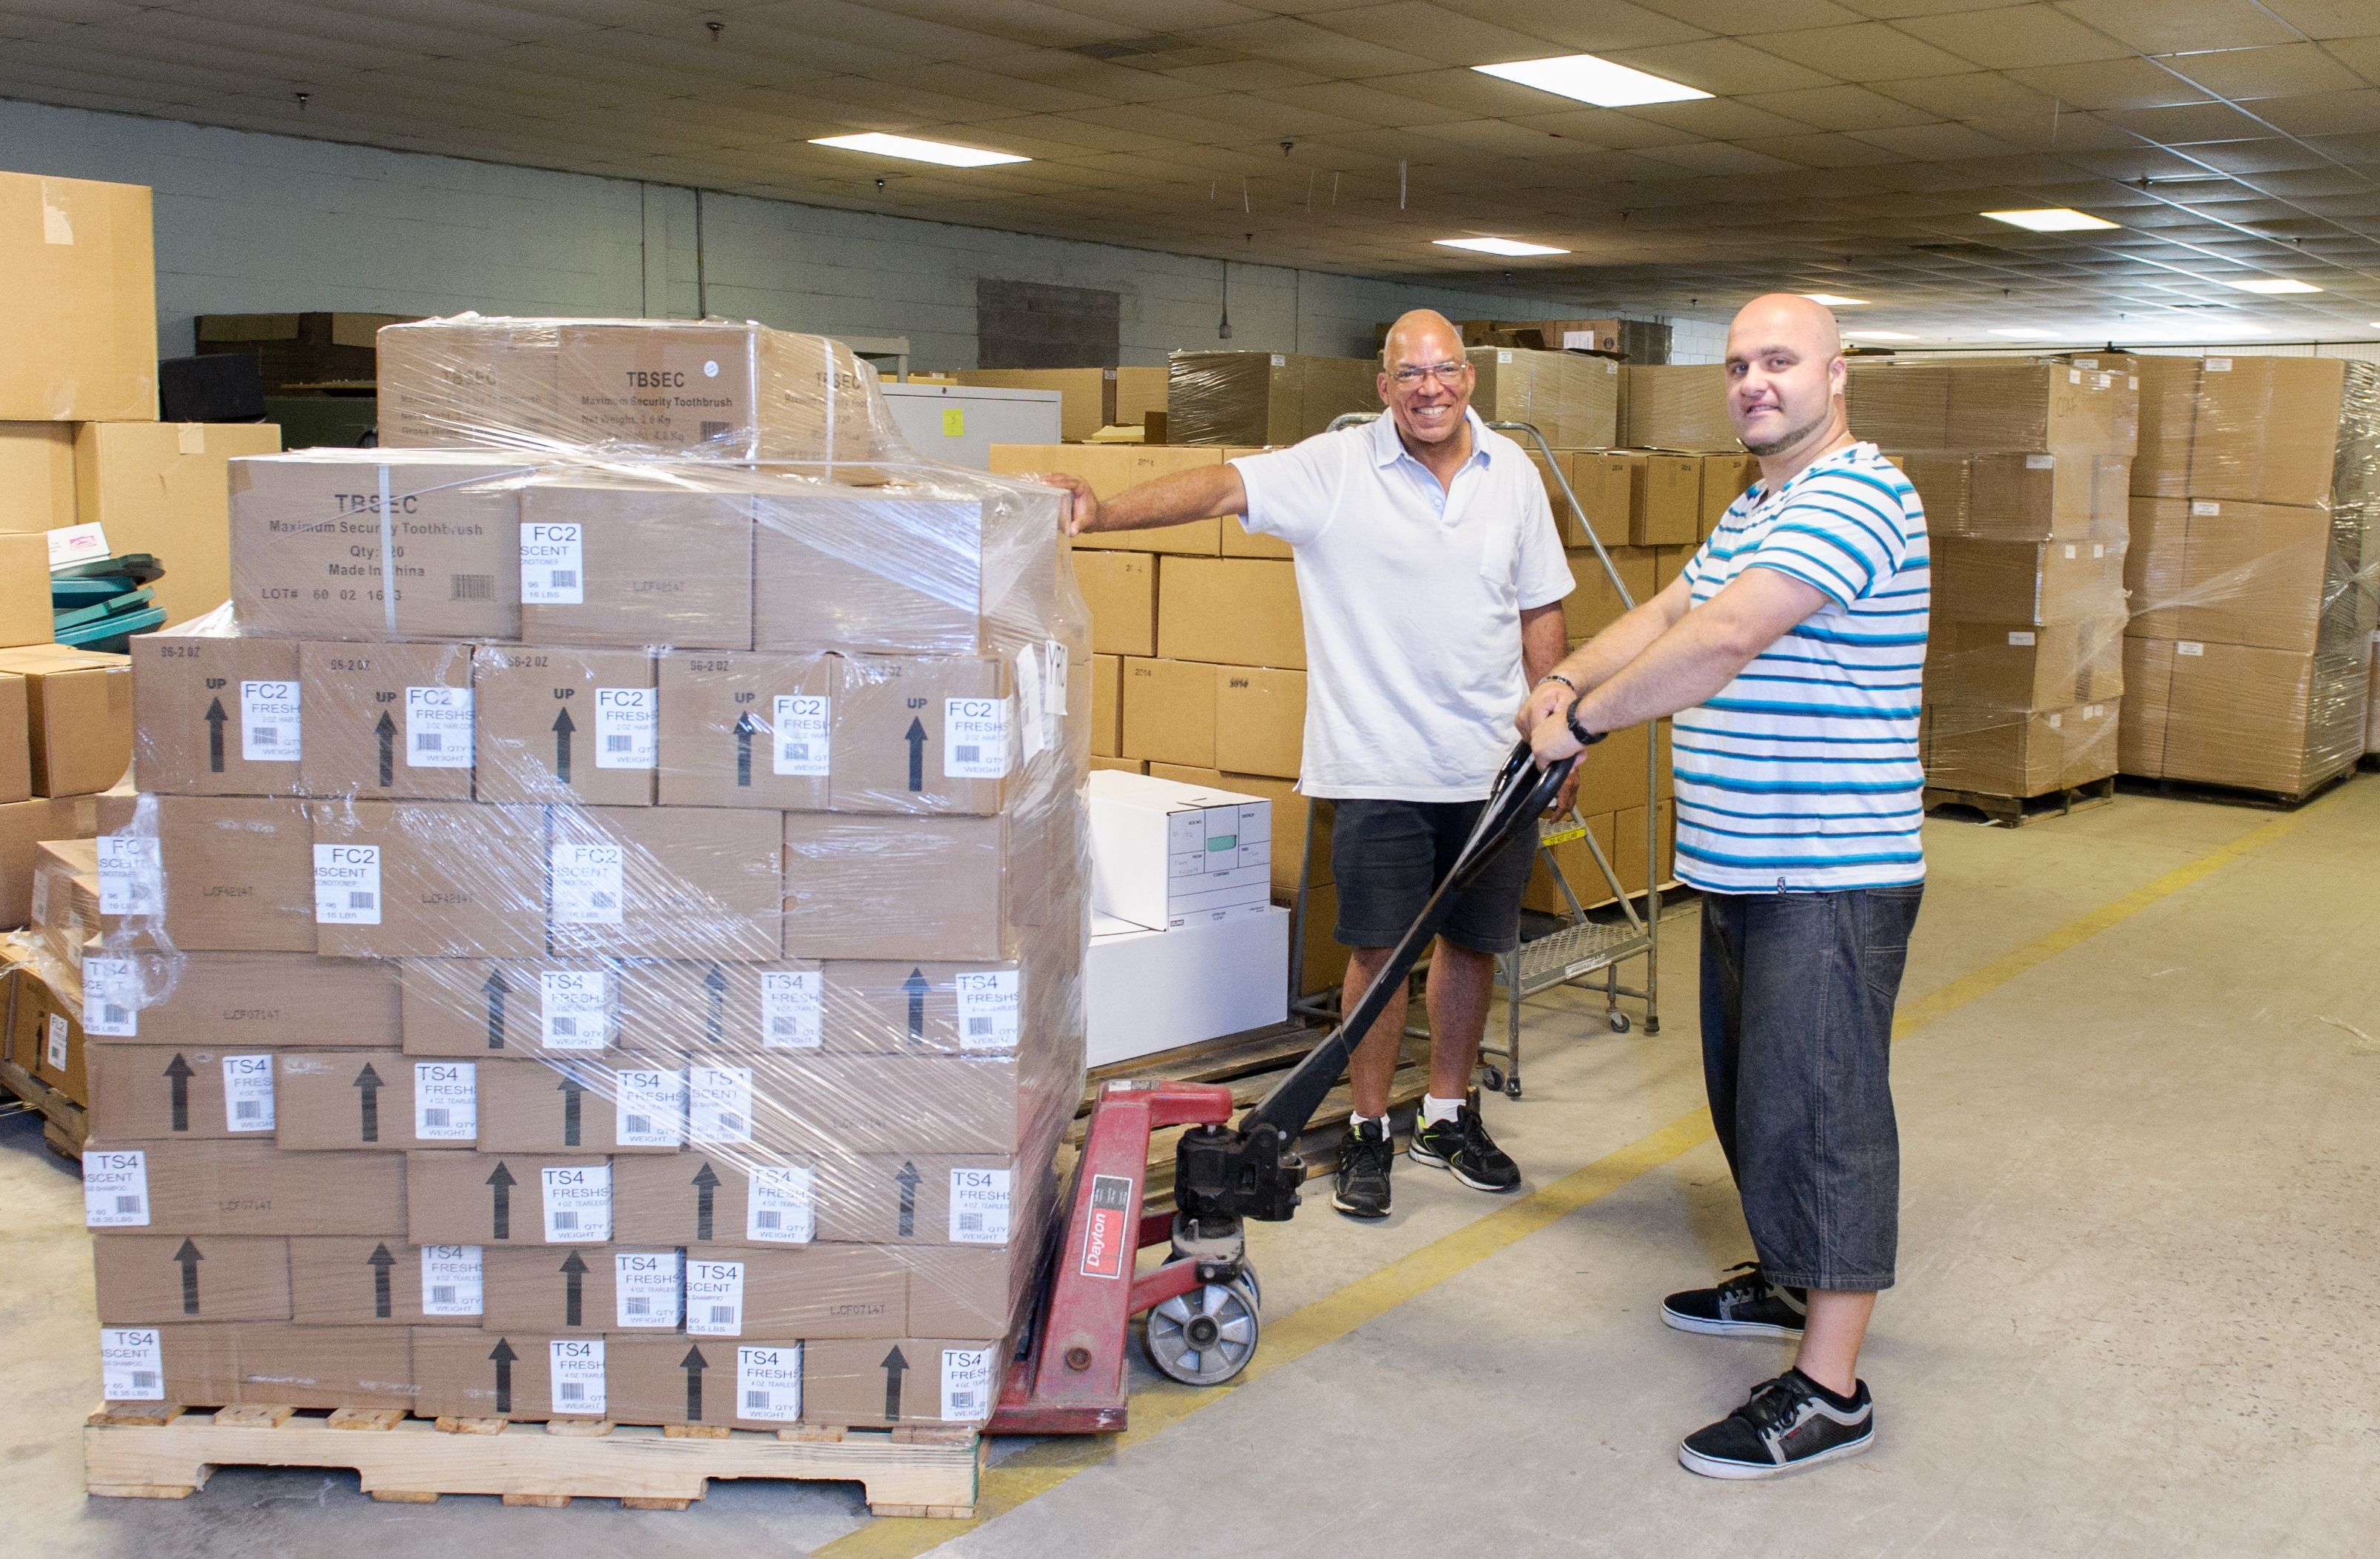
1740, 404, 1830, 457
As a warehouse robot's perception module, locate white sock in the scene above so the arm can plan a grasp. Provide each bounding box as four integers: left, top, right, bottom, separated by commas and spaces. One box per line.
1422, 1094, 1464, 1127
1352, 1113, 1388, 1134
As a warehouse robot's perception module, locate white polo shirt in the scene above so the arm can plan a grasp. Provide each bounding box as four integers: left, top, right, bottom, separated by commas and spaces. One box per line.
1231, 410, 1573, 801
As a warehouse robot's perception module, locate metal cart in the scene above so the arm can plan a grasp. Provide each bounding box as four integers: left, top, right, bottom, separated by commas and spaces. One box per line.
1284, 415, 1664, 1096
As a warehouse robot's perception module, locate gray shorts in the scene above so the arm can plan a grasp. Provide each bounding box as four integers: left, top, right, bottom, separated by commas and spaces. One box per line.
1330, 797, 1539, 956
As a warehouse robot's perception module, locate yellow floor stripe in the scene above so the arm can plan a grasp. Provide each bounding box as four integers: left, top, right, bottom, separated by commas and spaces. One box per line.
817, 797, 2322, 1558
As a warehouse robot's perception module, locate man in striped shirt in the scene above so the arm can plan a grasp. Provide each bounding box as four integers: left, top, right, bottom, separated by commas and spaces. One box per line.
1520, 294, 1928, 1479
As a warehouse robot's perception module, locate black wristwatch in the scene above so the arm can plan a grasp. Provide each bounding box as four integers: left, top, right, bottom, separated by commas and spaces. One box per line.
1565, 694, 1608, 748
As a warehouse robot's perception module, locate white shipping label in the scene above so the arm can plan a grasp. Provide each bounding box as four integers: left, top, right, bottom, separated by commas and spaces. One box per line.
2206, 357, 2232, 372
949, 1167, 1012, 1245
2177, 641, 2205, 657
2008, 631, 2037, 646
96, 835, 163, 918
420, 1245, 484, 1317
1015, 647, 1046, 762
549, 843, 625, 925
737, 1344, 803, 1422
2026, 454, 2055, 469
520, 521, 584, 604
2092, 544, 2106, 560
615, 1069, 688, 1149
2046, 712, 2063, 729
944, 697, 1012, 780
1046, 640, 1069, 717
47, 521, 110, 570
31, 865, 51, 926
539, 969, 613, 1050
548, 1338, 606, 1415
594, 686, 657, 770
687, 1066, 753, 1145
101, 1328, 165, 1401
614, 1251, 685, 1328
686, 1258, 745, 1337
222, 1053, 275, 1133
772, 694, 830, 777
46, 1014, 68, 1070
759, 970, 822, 1050
84, 1148, 149, 1228
954, 969, 1021, 1053
542, 1164, 612, 1242
2067, 368, 2080, 383
2191, 500, 2220, 516
2063, 544, 2078, 560
412, 1061, 477, 1141
82, 956, 139, 1038
405, 685, 474, 768
239, 680, 301, 762
941, 1347, 995, 1422
312, 844, 381, 926
747, 1165, 816, 1244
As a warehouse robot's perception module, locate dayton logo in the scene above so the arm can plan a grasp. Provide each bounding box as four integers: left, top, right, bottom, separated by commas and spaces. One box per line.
1078, 1174, 1134, 1280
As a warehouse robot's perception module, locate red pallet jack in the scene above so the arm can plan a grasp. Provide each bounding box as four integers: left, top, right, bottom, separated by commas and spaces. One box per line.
990, 741, 1576, 1432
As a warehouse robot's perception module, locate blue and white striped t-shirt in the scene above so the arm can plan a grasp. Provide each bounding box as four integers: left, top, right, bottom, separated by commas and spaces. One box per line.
1673, 440, 1929, 894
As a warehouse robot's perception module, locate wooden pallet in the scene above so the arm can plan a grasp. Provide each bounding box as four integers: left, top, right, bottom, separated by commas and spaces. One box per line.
2116, 765, 2356, 813
0, 1053, 87, 1159
1923, 775, 2117, 828
83, 1404, 981, 1515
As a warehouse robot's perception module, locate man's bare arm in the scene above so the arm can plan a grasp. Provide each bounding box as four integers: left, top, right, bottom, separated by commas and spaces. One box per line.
1514, 571, 1693, 736
1520, 603, 1566, 687
1034, 465, 1249, 536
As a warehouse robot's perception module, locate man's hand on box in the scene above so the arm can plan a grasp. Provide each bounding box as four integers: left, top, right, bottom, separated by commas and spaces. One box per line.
1031, 472, 1099, 534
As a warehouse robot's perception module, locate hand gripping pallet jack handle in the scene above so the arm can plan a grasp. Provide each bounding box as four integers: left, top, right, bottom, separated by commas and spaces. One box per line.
991, 742, 1574, 1433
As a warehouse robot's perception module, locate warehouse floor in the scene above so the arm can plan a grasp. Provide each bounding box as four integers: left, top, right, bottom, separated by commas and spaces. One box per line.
4, 779, 2376, 1558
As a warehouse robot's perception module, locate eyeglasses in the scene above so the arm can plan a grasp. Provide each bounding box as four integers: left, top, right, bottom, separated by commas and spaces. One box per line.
1388, 361, 1470, 386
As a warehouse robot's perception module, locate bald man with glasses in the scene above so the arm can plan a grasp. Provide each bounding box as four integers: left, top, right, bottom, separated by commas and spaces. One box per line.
1035, 309, 1574, 1220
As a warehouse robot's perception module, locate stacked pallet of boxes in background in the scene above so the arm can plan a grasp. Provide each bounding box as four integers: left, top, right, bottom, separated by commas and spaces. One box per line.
2121, 355, 2379, 799
75, 317, 1091, 1432
1841, 355, 2139, 806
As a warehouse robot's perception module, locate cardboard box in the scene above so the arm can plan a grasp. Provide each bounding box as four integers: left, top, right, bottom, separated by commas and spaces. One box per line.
1146, 765, 1319, 896
409, 1329, 606, 1422
1116, 365, 1167, 431
517, 480, 756, 651
309, 800, 545, 960
1957, 452, 2128, 541
734, 1053, 1060, 1156
84, 1045, 283, 1142
2125, 497, 2333, 653
1844, 361, 1951, 449
0, 673, 27, 803
94, 1322, 413, 1411
544, 321, 876, 460
2130, 358, 2196, 498
143, 796, 315, 953
81, 1140, 404, 1236
0, 645, 130, 796
2062, 700, 2120, 787
1629, 453, 1702, 546
1120, 657, 1216, 768
677, 1247, 907, 1340
291, 1238, 483, 1325
1930, 537, 2127, 626
94, 1234, 292, 1324
81, 951, 397, 1049
1089, 756, 1145, 774
474, 1057, 685, 1154
28, 837, 96, 962
227, 450, 535, 640
616, 958, 844, 1058
472, 645, 655, 807
781, 813, 1009, 962
656, 648, 836, 812
2118, 637, 2175, 777
13, 964, 90, 1102
986, 444, 1225, 555
401, 957, 648, 1059
405, 1151, 612, 1247
297, 640, 475, 801
1165, 352, 1377, 448
0, 171, 156, 423
1562, 546, 1658, 641
1570, 720, 1655, 817
0, 794, 99, 928
545, 805, 784, 962
605, 1335, 810, 1428
2188, 355, 2344, 506
1948, 361, 2137, 456
1652, 544, 1695, 594
1087, 905, 1288, 1066
611, 1147, 1049, 1250
1157, 557, 1302, 668
1086, 768, 1271, 931
73, 422, 285, 626
830, 655, 1012, 815
905, 1222, 1053, 1340
1074, 551, 1157, 657
1214, 665, 1303, 778
130, 634, 301, 797
1090, 654, 1121, 759
0, 420, 78, 530
787, 960, 1025, 1058
955, 367, 1113, 442
374, 315, 565, 449
804, 1337, 1000, 1426
1612, 799, 1676, 895
1465, 348, 1619, 449
1925, 705, 2063, 797
0, 530, 46, 649
275, 1050, 482, 1152
1621, 364, 1738, 452
483, 1246, 657, 1332
1926, 620, 2127, 712
1297, 879, 1350, 996
1556, 451, 1630, 549
2159, 640, 2341, 795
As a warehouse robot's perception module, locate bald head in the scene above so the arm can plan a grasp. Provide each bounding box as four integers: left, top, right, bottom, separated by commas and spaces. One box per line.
1382, 309, 1464, 371
1724, 293, 1849, 460
1376, 308, 1474, 451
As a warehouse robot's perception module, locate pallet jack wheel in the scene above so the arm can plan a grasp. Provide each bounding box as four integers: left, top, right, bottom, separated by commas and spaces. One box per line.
1478, 1065, 1505, 1094
1607, 1009, 1630, 1034
1143, 1278, 1261, 1387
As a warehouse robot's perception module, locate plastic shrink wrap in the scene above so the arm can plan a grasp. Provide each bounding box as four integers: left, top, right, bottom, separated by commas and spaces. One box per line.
58, 315, 1093, 1429
1163, 350, 1376, 447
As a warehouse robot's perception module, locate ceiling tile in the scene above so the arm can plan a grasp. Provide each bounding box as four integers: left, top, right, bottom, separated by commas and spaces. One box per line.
1895, 4, 2139, 70
1741, 21, 1976, 78
1737, 82, 1944, 130
2054, 0, 2302, 54
1181, 15, 1436, 76
2250, 0, 2380, 43
1433, 0, 1715, 50
1601, 36, 1841, 93
2005, 57, 2222, 110
2095, 100, 2283, 143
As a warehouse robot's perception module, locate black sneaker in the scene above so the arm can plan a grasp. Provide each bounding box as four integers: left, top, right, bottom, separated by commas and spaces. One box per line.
1678, 1369, 1873, 1479
1331, 1118, 1392, 1219
1661, 1261, 1806, 1338
1407, 1102, 1521, 1193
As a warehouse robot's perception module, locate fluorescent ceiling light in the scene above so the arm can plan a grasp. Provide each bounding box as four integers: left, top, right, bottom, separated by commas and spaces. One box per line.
2227, 276, 2321, 294
1991, 327, 2059, 338
809, 133, 1026, 167
1801, 293, 1869, 306
1473, 53, 1710, 108
1982, 207, 2118, 232
1846, 330, 1918, 341
1434, 236, 1570, 257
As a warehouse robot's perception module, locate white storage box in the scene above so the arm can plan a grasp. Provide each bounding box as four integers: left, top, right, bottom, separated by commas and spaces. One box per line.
1086, 769, 1272, 931
1085, 907, 1289, 1067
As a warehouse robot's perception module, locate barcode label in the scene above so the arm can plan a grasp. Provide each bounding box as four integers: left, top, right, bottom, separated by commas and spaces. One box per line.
941, 1347, 994, 1422
955, 744, 978, 764
348, 891, 376, 910
45, 1014, 68, 1071
451, 573, 494, 600
549, 1338, 605, 1415
313, 845, 381, 926
685, 1259, 744, 1337
414, 1062, 477, 1140
748, 1165, 815, 1244
594, 687, 657, 770
420, 1246, 483, 1316
773, 694, 830, 777
240, 680, 301, 762
955, 969, 1021, 1053
83, 956, 139, 1037
548, 842, 625, 925
542, 1164, 612, 1242
949, 1167, 1011, 1244
687, 1066, 753, 1146
101, 1329, 166, 1401
539, 969, 611, 1050
615, 1070, 688, 1148
944, 696, 1012, 780
558, 1381, 584, 1401
737, 1345, 801, 1422
223, 1054, 275, 1133
759, 970, 821, 1050
84, 1150, 149, 1228
615, 1251, 682, 1327
624, 1296, 648, 1315
521, 521, 584, 604
699, 419, 732, 440
553, 1211, 576, 1229
406, 685, 474, 769
96, 835, 164, 918
431, 1285, 456, 1306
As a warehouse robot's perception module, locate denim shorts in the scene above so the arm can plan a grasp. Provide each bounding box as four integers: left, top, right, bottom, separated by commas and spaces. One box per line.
1698, 884, 1923, 1293
1331, 797, 1539, 956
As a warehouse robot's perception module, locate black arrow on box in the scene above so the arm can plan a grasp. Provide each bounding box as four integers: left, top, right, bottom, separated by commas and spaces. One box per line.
552, 705, 575, 783
559, 1249, 587, 1328
173, 1238, 203, 1316
692, 1162, 719, 1241
481, 969, 508, 1051
734, 711, 762, 788
204, 698, 227, 774
895, 1160, 921, 1238
163, 1053, 193, 1133
374, 710, 397, 788
902, 969, 928, 1045
682, 1345, 708, 1422
557, 1072, 584, 1147
354, 1062, 383, 1143
487, 1161, 517, 1240
702, 965, 727, 1048
368, 1242, 395, 1319
904, 717, 926, 792
881, 1345, 909, 1422
488, 1336, 517, 1415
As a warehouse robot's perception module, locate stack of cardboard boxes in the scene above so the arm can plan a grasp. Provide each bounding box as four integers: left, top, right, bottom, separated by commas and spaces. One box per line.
75, 316, 1090, 1431
1163, 352, 1380, 446
2121, 355, 2379, 797
1842, 356, 2139, 799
